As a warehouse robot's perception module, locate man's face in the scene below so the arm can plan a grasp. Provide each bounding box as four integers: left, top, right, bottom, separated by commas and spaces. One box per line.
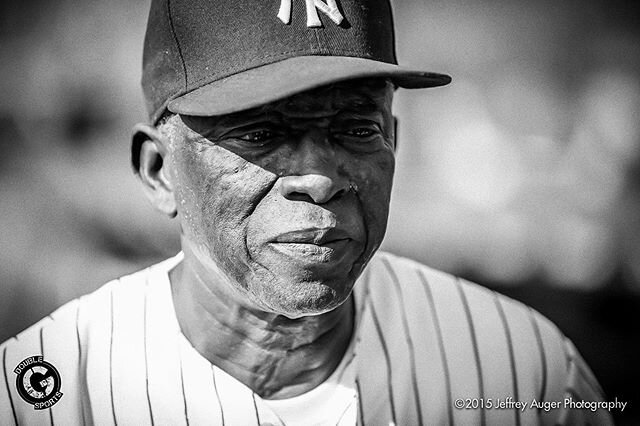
167, 79, 395, 317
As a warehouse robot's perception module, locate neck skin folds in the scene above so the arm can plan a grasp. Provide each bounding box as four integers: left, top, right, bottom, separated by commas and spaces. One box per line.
169, 239, 355, 399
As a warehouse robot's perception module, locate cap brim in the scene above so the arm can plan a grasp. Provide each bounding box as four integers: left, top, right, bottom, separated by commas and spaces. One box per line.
167, 56, 451, 117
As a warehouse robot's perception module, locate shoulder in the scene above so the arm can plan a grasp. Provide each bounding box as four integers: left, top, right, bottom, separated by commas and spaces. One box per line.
0, 254, 182, 423
0, 253, 181, 377
2, 257, 153, 344
364, 251, 569, 352
360, 251, 612, 424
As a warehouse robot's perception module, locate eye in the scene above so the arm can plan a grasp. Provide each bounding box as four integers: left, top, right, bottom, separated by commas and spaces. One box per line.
332, 119, 388, 152
343, 127, 377, 138
237, 129, 279, 143
336, 120, 382, 141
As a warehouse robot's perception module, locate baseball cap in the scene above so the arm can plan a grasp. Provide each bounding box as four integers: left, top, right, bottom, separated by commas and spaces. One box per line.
141, 0, 451, 124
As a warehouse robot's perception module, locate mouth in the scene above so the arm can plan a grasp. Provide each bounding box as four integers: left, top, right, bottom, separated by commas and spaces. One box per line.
268, 228, 355, 263
273, 228, 351, 246
272, 228, 352, 245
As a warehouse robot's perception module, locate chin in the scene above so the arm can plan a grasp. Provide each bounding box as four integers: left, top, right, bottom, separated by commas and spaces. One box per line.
252, 278, 353, 318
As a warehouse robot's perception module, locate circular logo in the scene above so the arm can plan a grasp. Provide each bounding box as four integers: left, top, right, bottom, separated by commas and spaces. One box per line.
14, 356, 63, 410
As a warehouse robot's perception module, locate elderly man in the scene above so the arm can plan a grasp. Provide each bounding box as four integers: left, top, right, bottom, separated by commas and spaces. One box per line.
0, 0, 613, 425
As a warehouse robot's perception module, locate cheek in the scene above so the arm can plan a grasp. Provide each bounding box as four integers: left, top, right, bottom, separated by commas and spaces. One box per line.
172, 145, 277, 275
348, 152, 395, 243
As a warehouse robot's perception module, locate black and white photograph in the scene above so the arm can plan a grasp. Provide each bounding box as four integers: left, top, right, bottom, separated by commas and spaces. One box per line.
0, 0, 638, 424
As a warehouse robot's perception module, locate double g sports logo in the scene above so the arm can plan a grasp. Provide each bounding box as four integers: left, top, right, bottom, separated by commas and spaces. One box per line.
278, 0, 344, 27
14, 356, 63, 410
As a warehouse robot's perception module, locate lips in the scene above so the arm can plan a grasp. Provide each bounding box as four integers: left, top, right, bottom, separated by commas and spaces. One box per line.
272, 228, 352, 245
267, 227, 357, 265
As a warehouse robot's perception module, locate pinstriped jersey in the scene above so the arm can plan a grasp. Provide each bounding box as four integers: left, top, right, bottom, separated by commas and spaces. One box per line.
0, 251, 613, 425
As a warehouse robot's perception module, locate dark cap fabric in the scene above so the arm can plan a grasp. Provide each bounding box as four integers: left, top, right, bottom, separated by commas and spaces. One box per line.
141, 0, 451, 123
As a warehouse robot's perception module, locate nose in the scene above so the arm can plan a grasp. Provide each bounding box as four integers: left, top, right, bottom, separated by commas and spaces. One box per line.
280, 174, 348, 204
278, 131, 350, 204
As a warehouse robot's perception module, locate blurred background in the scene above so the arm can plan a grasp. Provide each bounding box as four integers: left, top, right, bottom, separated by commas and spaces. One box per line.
0, 0, 638, 423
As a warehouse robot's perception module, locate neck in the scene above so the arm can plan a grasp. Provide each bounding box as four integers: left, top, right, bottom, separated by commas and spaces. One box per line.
169, 241, 354, 399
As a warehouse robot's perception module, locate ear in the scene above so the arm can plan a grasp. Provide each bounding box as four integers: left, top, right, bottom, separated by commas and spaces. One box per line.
131, 123, 177, 218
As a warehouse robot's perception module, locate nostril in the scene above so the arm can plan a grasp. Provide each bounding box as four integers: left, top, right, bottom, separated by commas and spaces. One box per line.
332, 187, 347, 200
286, 191, 315, 202
279, 174, 348, 204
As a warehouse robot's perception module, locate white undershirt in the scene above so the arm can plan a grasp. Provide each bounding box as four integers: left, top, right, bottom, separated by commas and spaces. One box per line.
261, 341, 358, 426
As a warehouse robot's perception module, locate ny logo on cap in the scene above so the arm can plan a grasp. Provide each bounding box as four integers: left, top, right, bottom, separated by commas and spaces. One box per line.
278, 0, 344, 27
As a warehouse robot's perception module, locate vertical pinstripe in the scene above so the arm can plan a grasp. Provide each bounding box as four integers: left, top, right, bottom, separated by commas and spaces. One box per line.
0, 251, 614, 426
39, 325, 54, 426
211, 366, 225, 426
109, 287, 117, 426
143, 277, 155, 426
528, 308, 547, 402
355, 379, 364, 426
75, 302, 87, 425
455, 279, 485, 426
2, 346, 17, 426
381, 258, 424, 425
178, 341, 190, 426
251, 393, 260, 425
334, 394, 357, 426
417, 270, 453, 426
367, 297, 396, 424
494, 294, 521, 426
